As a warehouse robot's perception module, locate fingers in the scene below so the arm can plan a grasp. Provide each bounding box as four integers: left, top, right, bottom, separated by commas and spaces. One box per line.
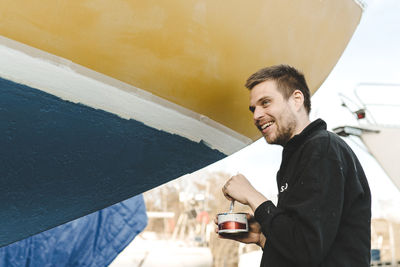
214, 217, 227, 239
222, 173, 244, 195
214, 215, 219, 234
246, 213, 253, 220
222, 182, 233, 201
214, 216, 220, 235
214, 215, 233, 239
223, 183, 228, 191
222, 180, 230, 193
223, 194, 233, 201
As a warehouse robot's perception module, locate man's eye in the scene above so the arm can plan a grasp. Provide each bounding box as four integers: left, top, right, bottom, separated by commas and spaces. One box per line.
262, 100, 269, 106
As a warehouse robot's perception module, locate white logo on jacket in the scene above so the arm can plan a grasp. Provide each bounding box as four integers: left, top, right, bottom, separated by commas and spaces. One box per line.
280, 182, 288, 193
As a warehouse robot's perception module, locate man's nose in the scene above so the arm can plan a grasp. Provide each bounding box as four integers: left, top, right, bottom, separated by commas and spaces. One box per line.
253, 106, 263, 121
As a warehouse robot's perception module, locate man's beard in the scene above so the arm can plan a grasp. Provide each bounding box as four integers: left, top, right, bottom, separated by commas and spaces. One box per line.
267, 118, 296, 146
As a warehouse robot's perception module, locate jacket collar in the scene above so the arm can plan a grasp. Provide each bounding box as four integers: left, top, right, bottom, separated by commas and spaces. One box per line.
284, 118, 327, 150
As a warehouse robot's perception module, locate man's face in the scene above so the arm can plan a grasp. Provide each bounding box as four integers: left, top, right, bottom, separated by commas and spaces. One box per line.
249, 80, 297, 146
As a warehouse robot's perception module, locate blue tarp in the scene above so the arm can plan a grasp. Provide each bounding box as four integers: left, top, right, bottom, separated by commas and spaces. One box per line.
0, 195, 147, 267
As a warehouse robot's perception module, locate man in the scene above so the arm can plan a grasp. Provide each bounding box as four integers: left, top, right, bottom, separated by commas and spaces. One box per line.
218, 65, 371, 266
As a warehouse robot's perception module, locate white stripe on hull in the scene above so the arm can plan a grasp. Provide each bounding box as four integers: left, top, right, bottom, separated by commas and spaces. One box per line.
0, 36, 251, 155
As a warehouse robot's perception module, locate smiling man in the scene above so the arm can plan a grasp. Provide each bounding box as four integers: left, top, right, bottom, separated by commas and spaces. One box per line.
219, 65, 371, 266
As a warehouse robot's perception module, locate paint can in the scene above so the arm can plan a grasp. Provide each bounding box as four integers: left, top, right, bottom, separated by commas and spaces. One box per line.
217, 212, 248, 234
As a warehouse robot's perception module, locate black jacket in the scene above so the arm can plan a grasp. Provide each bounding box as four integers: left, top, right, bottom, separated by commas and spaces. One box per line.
254, 119, 371, 267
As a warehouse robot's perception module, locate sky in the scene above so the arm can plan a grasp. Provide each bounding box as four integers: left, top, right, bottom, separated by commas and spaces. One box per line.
205, 0, 400, 221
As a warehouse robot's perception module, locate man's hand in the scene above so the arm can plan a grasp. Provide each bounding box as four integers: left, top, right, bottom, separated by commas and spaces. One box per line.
214, 213, 266, 249
222, 173, 268, 212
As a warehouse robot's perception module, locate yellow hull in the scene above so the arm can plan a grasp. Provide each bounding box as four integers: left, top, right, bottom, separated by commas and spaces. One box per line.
0, 0, 362, 141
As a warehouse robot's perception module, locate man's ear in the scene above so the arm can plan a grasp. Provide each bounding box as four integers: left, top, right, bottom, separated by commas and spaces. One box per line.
292, 90, 304, 111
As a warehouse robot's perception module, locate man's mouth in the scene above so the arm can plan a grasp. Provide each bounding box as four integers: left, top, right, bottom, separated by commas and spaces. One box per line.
260, 121, 274, 131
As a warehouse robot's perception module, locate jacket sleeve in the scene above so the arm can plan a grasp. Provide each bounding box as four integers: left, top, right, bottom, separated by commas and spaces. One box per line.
254, 155, 347, 265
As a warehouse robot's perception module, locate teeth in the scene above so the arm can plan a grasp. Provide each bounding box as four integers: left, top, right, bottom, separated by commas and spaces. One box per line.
261, 121, 273, 129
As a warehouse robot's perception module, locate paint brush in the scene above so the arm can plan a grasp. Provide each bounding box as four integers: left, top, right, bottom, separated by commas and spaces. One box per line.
229, 200, 234, 213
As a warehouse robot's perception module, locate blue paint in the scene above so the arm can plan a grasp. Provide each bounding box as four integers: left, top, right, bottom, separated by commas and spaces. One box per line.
0, 77, 225, 247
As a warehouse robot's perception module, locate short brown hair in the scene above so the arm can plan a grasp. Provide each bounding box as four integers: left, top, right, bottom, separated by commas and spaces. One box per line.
245, 64, 311, 114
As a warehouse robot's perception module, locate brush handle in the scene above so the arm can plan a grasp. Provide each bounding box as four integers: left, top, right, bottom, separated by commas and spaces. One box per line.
229, 200, 235, 213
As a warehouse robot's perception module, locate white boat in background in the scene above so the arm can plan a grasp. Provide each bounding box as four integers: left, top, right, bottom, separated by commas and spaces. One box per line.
333, 83, 400, 191
361, 126, 400, 191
